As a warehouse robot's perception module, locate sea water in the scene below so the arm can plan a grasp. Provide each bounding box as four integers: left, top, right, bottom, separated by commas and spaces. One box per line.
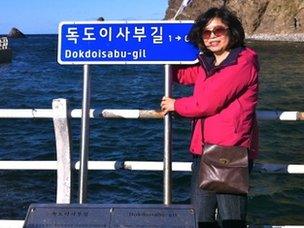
0, 35, 303, 224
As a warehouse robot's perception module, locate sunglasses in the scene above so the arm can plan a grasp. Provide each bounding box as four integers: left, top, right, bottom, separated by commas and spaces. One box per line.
202, 26, 228, 39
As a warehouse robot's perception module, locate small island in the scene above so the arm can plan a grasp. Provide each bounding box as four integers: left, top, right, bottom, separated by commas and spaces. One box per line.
8, 27, 26, 38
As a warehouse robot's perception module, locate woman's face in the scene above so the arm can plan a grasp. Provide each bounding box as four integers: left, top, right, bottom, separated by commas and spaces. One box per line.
202, 17, 230, 55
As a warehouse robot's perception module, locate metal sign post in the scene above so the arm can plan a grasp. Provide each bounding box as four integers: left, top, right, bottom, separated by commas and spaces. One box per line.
78, 64, 91, 203
164, 64, 172, 205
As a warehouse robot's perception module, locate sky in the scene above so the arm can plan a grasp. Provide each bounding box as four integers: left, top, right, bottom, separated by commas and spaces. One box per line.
0, 0, 169, 34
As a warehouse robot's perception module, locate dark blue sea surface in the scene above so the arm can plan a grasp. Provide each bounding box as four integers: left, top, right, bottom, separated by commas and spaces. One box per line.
0, 35, 304, 224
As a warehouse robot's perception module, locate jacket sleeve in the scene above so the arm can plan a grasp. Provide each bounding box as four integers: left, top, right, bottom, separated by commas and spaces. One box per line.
172, 64, 203, 85
174, 57, 259, 118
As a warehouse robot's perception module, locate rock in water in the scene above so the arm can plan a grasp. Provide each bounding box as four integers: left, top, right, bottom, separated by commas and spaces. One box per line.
8, 27, 26, 38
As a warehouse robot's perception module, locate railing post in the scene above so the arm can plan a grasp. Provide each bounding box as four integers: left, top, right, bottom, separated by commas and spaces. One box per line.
164, 64, 172, 205
52, 98, 72, 203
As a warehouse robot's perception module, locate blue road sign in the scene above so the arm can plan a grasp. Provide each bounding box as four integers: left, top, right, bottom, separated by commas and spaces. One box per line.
57, 21, 200, 65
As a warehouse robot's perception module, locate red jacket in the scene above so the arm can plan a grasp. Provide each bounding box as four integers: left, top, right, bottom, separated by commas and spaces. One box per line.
173, 47, 259, 159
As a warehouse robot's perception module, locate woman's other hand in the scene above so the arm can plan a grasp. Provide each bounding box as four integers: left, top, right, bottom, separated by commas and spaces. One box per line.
160, 96, 176, 115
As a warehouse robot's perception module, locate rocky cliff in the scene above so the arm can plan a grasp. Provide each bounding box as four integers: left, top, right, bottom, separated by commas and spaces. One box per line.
165, 0, 304, 35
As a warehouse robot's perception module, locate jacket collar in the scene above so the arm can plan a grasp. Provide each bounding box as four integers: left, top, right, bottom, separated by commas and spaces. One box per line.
198, 47, 244, 76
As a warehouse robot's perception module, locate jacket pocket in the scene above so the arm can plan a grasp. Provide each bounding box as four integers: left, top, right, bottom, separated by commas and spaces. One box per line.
234, 98, 243, 133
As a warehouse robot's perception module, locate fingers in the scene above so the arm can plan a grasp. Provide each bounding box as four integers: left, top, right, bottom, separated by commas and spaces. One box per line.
160, 97, 168, 109
162, 96, 171, 103
160, 100, 168, 114
160, 101, 166, 111
160, 97, 175, 114
161, 107, 169, 115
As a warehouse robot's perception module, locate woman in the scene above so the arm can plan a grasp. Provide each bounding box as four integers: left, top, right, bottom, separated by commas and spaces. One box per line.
161, 7, 259, 228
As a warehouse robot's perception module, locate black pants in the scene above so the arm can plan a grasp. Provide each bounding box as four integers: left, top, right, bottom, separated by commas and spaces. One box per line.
191, 156, 253, 228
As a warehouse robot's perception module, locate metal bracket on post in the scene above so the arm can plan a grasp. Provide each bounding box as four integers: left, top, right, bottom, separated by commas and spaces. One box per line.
52, 98, 72, 204
164, 64, 173, 205
78, 64, 91, 204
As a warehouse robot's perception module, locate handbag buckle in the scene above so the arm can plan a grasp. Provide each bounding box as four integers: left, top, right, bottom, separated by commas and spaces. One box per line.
219, 158, 230, 165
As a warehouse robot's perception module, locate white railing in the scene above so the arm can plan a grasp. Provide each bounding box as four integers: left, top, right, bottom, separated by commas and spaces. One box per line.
0, 37, 8, 50
1, 108, 304, 120
1, 160, 303, 174
0, 98, 303, 227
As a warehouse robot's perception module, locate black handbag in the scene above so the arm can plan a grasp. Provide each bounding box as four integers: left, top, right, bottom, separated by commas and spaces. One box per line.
199, 144, 249, 194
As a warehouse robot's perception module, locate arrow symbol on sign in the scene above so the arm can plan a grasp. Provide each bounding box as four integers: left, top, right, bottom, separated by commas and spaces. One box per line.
175, 35, 181, 41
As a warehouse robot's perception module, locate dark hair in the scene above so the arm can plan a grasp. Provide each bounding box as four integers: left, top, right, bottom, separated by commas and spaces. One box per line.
188, 7, 245, 52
